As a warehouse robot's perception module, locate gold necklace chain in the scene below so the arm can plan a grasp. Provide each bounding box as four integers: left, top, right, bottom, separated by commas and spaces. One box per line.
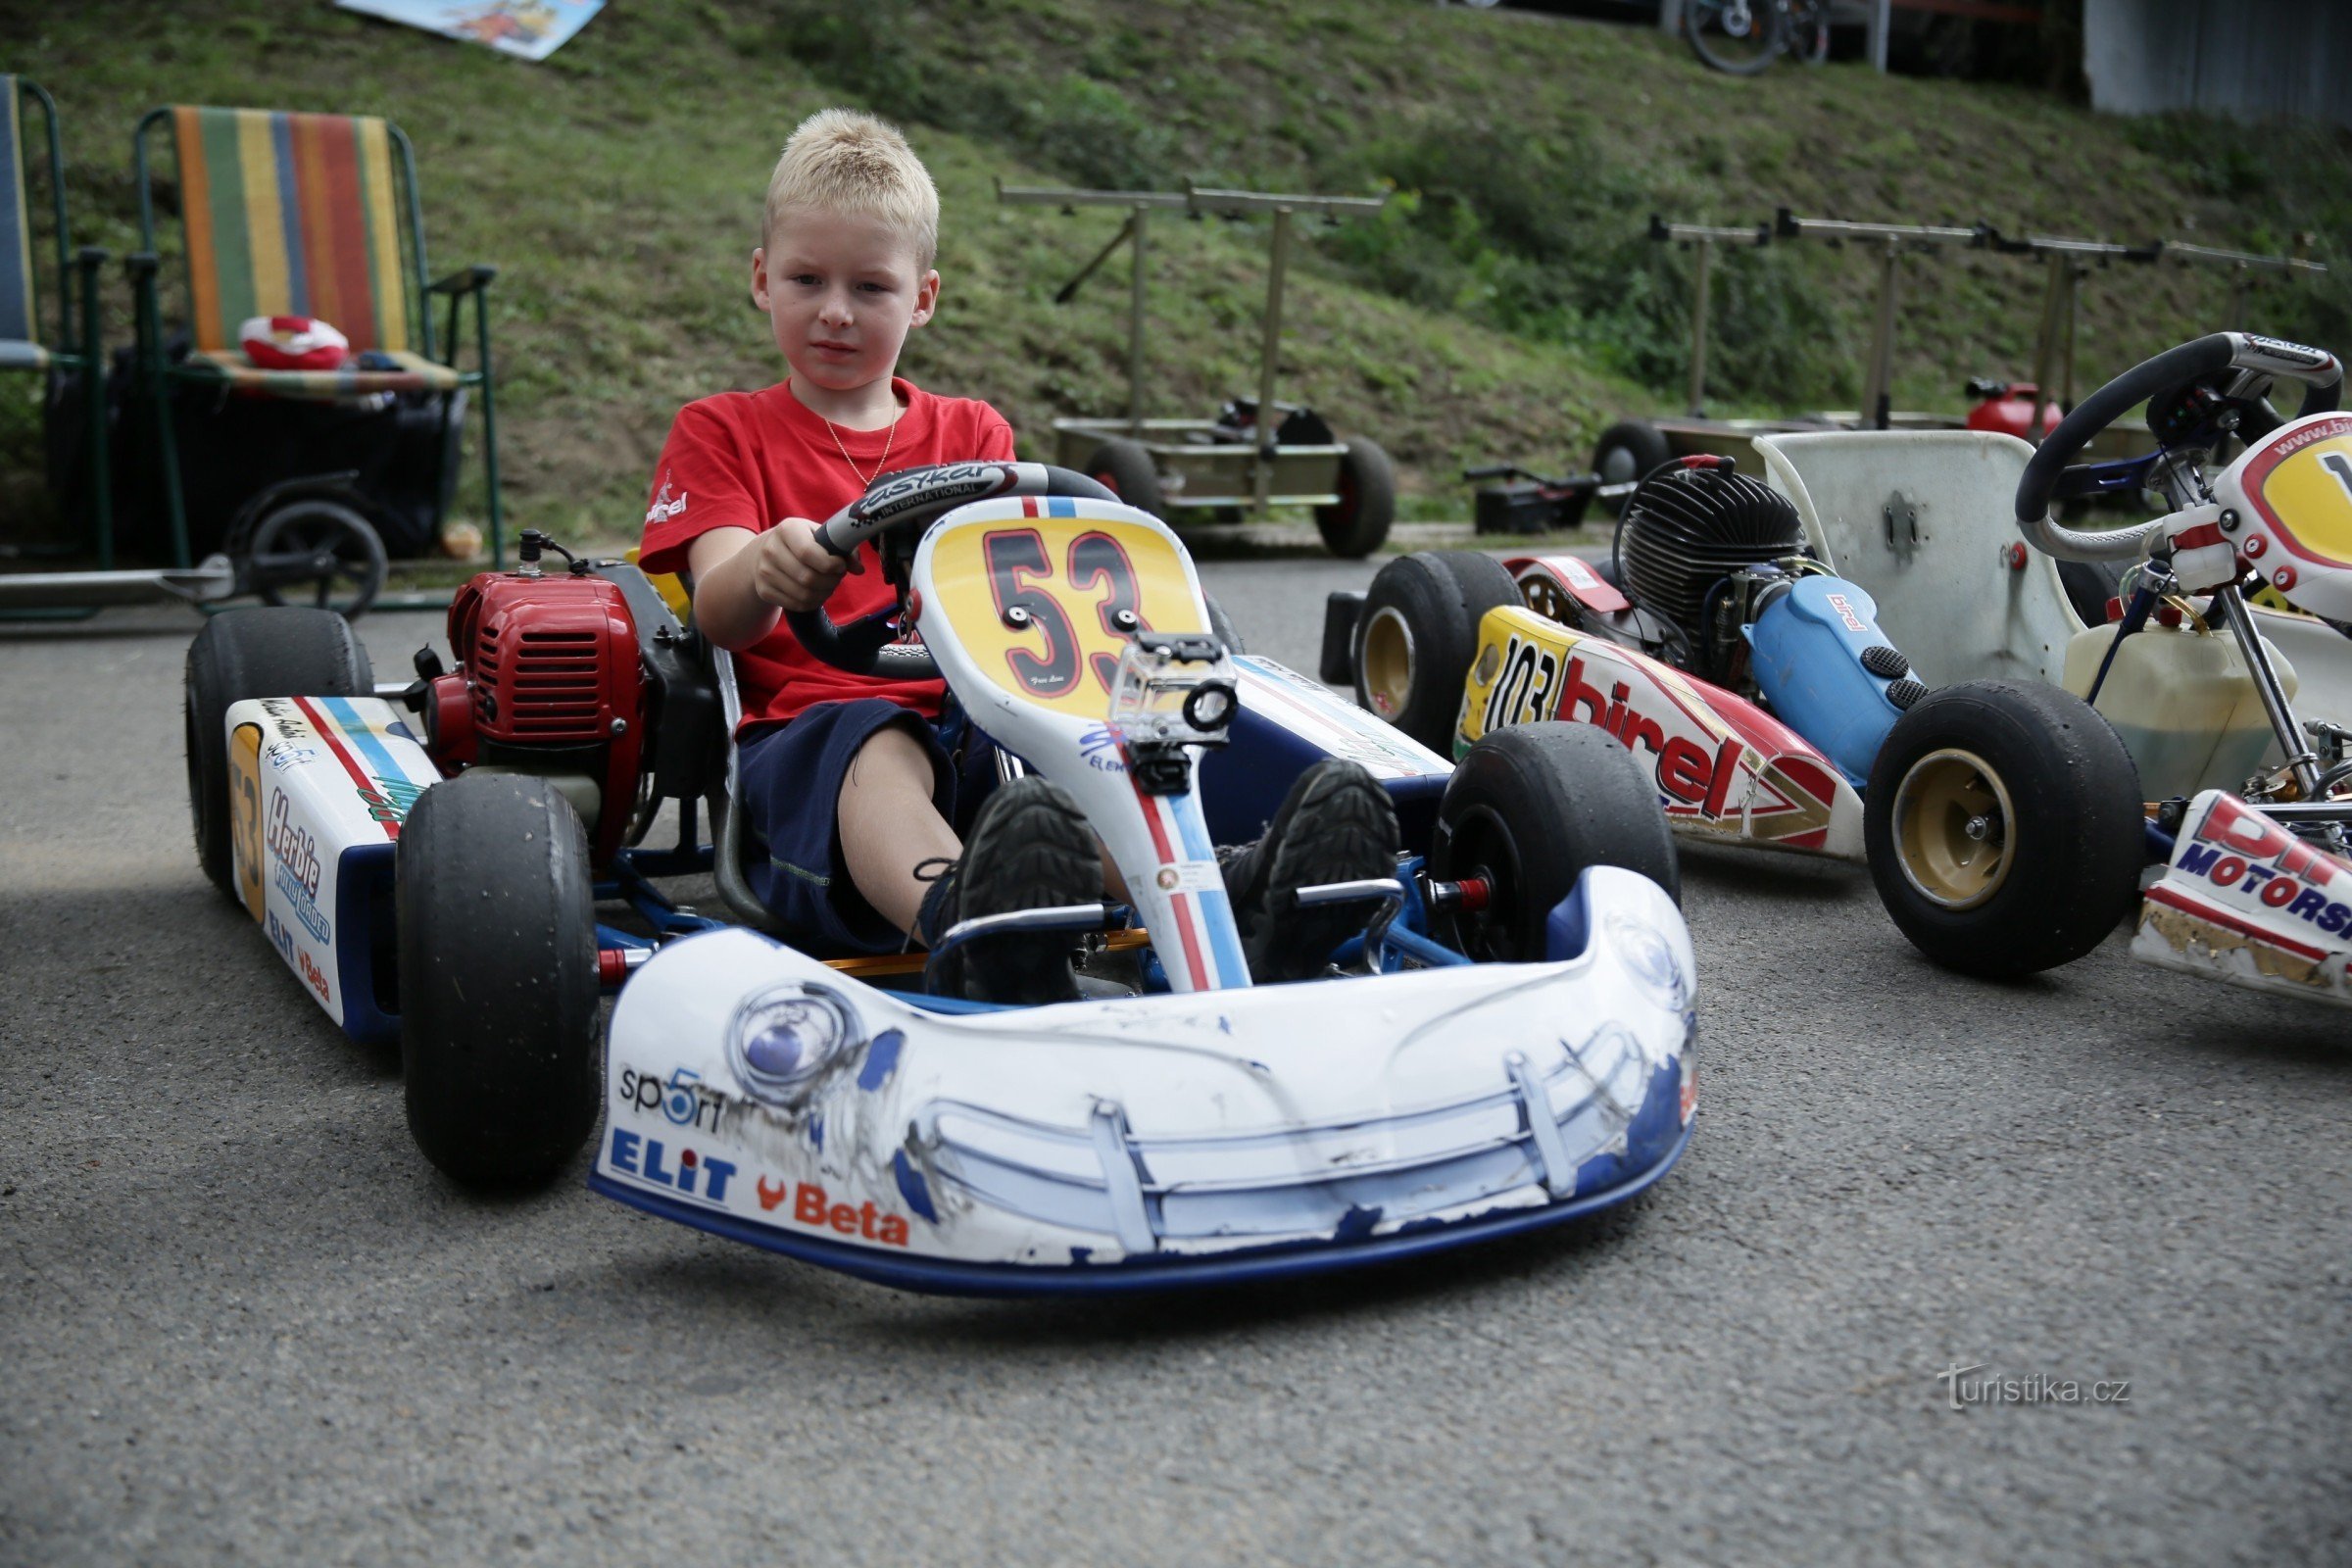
824, 406, 900, 487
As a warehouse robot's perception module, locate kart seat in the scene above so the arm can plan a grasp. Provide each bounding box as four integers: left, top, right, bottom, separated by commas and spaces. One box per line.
1753, 429, 2082, 688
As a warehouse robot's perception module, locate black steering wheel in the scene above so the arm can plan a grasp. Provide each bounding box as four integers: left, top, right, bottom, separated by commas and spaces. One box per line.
784, 462, 1116, 678
2014, 331, 2343, 563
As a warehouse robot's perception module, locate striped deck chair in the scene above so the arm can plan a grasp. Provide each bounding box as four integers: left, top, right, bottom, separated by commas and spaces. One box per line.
131, 105, 502, 564
1, 76, 111, 548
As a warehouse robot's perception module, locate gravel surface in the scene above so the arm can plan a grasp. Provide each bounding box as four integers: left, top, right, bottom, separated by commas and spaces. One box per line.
3, 565, 2347, 1567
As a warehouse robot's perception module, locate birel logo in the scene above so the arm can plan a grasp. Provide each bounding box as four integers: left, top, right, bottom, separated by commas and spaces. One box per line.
1824, 594, 1868, 634
356, 776, 426, 827
617, 1064, 724, 1133
1556, 658, 1748, 816
607, 1129, 737, 1201
2173, 795, 2352, 935
755, 1176, 911, 1248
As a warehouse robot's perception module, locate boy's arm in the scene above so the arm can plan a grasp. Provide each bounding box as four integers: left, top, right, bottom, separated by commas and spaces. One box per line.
687, 518, 862, 652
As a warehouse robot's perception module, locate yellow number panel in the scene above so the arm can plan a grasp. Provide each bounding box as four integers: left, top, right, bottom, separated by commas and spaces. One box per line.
230, 719, 267, 922
2251, 427, 2352, 567
925, 514, 1206, 716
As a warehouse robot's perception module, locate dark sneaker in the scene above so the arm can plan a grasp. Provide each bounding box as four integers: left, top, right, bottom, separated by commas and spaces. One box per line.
917, 775, 1098, 1004
1219, 759, 1399, 983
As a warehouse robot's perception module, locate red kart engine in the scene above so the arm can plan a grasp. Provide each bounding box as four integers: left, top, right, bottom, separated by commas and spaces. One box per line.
414, 556, 649, 864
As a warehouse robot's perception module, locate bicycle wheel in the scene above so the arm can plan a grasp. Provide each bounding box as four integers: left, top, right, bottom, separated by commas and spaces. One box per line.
1786, 0, 1831, 63
1686, 0, 1784, 74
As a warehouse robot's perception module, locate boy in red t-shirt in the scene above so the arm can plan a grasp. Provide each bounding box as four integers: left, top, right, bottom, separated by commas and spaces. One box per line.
643, 111, 1396, 1001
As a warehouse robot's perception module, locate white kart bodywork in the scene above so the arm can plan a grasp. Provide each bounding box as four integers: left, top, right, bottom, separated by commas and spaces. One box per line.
595, 866, 1695, 1283
219, 693, 440, 1045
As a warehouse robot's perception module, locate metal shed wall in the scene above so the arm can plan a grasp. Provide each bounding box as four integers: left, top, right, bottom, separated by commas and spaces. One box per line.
2084, 0, 2352, 126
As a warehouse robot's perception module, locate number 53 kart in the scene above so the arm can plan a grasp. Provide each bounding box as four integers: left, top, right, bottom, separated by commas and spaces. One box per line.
185, 463, 1699, 1294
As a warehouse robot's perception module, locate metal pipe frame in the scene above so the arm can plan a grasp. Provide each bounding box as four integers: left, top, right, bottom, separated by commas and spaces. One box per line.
2212, 583, 2324, 800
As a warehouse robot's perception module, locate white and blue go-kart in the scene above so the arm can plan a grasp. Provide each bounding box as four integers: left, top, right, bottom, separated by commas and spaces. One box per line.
607, 465, 1696, 1293
188, 462, 1696, 1295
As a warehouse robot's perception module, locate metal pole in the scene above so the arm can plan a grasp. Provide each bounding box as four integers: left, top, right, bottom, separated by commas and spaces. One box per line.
1689, 236, 1714, 417
1128, 205, 1149, 435
1862, 240, 1900, 430
1871, 0, 1890, 71
1252, 207, 1294, 518
2027, 254, 2065, 443
2214, 584, 2323, 799
2059, 263, 2081, 413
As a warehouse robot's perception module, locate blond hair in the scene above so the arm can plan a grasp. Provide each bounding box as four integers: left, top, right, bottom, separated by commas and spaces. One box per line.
762, 109, 940, 270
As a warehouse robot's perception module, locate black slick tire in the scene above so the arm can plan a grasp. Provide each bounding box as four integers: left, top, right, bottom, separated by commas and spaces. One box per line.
184, 607, 374, 899
1354, 550, 1520, 754
398, 770, 601, 1187
1591, 421, 1674, 517
1315, 439, 1396, 559
1864, 679, 2144, 978
1430, 722, 1681, 962
1086, 438, 1166, 519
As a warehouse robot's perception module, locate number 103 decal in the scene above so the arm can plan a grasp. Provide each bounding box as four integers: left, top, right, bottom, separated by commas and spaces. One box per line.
1483, 634, 1561, 736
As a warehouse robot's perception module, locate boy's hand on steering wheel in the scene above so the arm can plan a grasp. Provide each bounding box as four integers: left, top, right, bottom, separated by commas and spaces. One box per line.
751, 516, 863, 612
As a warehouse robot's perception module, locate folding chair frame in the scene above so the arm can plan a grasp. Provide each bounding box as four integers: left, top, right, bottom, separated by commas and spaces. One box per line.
127, 106, 504, 571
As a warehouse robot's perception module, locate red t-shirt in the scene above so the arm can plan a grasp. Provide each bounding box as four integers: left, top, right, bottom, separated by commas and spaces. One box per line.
639, 378, 1016, 728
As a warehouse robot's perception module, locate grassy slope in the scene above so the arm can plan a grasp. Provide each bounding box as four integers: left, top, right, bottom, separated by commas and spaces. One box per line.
4, 0, 2347, 550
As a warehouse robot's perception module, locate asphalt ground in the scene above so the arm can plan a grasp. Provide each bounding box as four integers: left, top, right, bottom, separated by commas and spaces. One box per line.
3, 558, 2348, 1567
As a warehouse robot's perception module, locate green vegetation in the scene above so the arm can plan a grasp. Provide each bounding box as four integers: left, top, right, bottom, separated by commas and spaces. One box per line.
5, 0, 2348, 551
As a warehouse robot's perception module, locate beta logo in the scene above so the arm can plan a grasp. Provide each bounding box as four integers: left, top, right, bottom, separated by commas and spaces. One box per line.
616, 1064, 724, 1133
755, 1176, 912, 1248
608, 1128, 737, 1202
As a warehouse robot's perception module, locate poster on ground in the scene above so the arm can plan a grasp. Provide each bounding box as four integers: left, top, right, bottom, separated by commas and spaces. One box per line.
334, 0, 605, 62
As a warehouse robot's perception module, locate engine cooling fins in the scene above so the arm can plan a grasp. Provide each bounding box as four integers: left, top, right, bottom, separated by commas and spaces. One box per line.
1615, 466, 1805, 654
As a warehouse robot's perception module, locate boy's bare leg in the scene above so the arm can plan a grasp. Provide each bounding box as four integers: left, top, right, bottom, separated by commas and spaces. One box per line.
837, 723, 959, 939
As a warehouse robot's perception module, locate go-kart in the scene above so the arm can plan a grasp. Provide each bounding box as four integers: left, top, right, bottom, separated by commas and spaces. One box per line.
183, 463, 1698, 1295
1326, 457, 2143, 978
1754, 332, 2351, 1009
1333, 332, 2352, 1009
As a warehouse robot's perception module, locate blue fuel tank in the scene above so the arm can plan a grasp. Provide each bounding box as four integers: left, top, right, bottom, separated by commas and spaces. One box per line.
1744, 576, 1915, 788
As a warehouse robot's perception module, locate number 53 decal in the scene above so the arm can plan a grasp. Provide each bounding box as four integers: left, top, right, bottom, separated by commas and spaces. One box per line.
926, 515, 1206, 714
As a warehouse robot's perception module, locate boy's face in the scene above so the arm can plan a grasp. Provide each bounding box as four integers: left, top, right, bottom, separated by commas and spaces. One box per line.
751, 209, 940, 401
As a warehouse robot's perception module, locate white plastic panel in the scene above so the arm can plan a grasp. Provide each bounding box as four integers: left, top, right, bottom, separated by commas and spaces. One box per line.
1755, 429, 2085, 687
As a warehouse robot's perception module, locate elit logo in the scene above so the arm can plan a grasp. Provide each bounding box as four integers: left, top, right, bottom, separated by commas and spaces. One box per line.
608, 1128, 737, 1202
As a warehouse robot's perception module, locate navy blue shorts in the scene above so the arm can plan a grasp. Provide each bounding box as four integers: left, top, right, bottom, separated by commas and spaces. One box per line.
738, 698, 1001, 955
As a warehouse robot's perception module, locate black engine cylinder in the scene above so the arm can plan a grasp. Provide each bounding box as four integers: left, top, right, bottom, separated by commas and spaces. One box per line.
1615, 464, 1804, 656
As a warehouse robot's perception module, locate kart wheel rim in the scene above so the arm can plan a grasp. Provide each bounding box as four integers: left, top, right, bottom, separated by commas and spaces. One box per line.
1519, 572, 1571, 623
1891, 747, 2016, 911
1360, 606, 1415, 719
